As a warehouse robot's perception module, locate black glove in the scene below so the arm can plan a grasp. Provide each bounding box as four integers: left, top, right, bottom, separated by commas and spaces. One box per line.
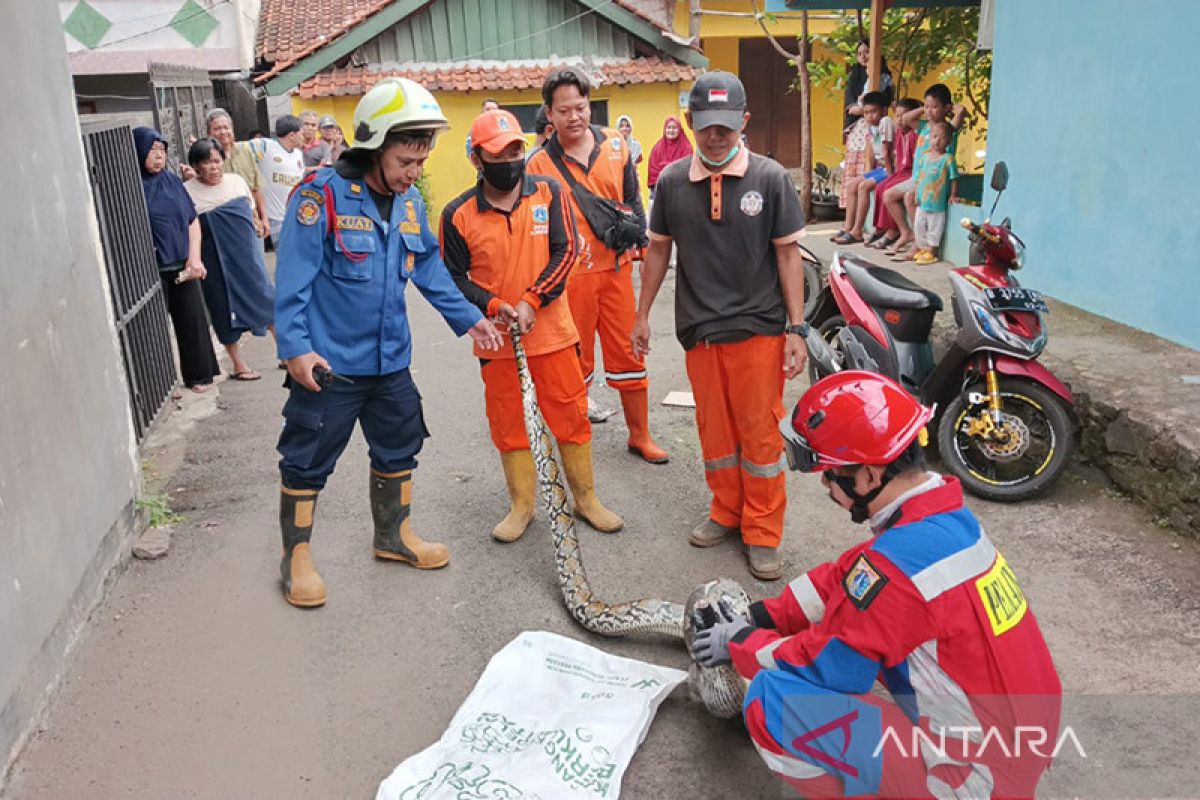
688, 599, 751, 668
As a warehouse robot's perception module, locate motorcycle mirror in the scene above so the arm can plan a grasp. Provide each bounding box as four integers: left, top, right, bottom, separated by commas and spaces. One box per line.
990, 161, 1009, 192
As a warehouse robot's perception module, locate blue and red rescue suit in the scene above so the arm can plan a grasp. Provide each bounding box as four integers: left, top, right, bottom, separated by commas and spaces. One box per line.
731, 475, 1062, 798
274, 164, 483, 490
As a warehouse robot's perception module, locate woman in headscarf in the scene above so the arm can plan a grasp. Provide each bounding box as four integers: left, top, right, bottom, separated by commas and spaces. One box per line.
184, 138, 276, 381
647, 116, 692, 199
616, 115, 643, 165
133, 127, 220, 393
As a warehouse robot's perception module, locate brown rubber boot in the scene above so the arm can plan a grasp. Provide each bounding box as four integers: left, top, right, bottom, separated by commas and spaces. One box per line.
494, 450, 536, 543
370, 469, 449, 568
559, 442, 624, 532
279, 487, 327, 608
620, 389, 669, 464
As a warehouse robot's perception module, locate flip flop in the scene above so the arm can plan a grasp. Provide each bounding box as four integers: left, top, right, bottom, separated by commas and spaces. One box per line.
832, 232, 864, 245
230, 370, 262, 381
869, 234, 898, 250
828, 229, 848, 242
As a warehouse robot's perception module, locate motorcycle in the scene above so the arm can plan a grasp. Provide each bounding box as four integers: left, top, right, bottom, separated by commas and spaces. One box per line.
802, 162, 1076, 502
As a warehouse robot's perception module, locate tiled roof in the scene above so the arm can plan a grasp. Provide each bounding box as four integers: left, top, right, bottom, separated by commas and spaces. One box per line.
296, 57, 698, 98
257, 0, 684, 81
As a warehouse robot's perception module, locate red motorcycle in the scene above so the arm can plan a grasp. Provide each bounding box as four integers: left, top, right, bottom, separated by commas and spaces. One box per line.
803, 162, 1076, 501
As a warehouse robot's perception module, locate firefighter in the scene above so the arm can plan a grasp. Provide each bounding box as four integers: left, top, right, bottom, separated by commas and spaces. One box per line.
632, 71, 808, 580
689, 371, 1062, 797
272, 78, 503, 608
441, 109, 622, 542
527, 67, 669, 464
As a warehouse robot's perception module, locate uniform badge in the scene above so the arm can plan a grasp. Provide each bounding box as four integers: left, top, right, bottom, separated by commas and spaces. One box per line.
740, 190, 764, 217
299, 188, 323, 202
531, 205, 549, 224
610, 138, 622, 151
975, 553, 1028, 636
405, 200, 417, 224
336, 215, 374, 232
296, 198, 320, 226
350, 183, 362, 194
843, 553, 887, 610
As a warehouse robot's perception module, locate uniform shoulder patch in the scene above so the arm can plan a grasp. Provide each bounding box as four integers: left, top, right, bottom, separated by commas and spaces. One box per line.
843, 553, 888, 610
296, 198, 320, 226
298, 188, 323, 202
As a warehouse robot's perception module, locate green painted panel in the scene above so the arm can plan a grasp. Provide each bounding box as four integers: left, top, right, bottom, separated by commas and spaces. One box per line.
357, 0, 636, 64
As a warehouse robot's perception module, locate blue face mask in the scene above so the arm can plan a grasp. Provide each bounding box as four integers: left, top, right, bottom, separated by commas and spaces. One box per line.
698, 143, 740, 169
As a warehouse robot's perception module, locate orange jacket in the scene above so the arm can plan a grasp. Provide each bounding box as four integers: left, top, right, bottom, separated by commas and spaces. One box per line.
527, 125, 644, 274
440, 175, 579, 359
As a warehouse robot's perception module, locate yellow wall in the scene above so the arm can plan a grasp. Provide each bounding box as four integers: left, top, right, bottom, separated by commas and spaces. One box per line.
294, 82, 688, 215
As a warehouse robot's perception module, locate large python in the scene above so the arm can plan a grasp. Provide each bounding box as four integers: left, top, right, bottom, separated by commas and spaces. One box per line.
510, 323, 750, 719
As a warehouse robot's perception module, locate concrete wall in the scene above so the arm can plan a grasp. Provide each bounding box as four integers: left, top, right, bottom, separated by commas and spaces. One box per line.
987, 0, 1200, 349
0, 0, 140, 781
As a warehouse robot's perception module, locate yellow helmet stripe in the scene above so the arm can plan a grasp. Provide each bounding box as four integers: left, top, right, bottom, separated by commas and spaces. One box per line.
369, 85, 406, 120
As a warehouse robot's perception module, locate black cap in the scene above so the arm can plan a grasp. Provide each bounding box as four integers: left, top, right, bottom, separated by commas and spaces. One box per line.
688, 71, 747, 131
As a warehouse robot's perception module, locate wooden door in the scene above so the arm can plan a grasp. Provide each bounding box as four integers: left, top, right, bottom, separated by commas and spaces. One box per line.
738, 38, 804, 167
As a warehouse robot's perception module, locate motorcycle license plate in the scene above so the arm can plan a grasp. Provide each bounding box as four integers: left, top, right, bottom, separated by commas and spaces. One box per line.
985, 287, 1049, 313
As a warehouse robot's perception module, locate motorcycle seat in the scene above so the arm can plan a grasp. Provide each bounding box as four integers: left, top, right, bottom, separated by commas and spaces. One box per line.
840, 256, 944, 311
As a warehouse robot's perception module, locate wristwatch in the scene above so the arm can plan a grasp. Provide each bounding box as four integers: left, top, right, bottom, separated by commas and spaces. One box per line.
785, 322, 811, 338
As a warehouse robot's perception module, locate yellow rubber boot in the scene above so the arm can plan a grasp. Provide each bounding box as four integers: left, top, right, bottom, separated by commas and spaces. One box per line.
494, 450, 536, 543
370, 469, 450, 569
621, 389, 669, 464
559, 442, 624, 533
279, 487, 327, 608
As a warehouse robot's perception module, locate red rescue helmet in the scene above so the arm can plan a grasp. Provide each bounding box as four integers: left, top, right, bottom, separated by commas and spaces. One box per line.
780, 371, 934, 472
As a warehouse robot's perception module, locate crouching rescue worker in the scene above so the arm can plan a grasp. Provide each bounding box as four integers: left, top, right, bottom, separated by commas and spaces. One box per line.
441, 109, 622, 542
273, 78, 503, 608
689, 371, 1062, 797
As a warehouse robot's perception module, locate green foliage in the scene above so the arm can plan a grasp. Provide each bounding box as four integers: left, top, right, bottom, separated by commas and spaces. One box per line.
807, 8, 991, 133
136, 494, 184, 528
415, 171, 434, 212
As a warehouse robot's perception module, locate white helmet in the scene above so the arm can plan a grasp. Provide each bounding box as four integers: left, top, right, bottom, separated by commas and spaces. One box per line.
352, 78, 449, 150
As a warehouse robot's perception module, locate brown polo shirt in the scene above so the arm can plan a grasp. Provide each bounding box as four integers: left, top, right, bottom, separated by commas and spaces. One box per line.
648, 147, 805, 350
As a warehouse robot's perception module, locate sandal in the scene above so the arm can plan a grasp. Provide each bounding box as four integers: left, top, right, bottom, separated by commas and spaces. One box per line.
832, 232, 864, 245
828, 229, 848, 242
885, 239, 912, 256
230, 370, 262, 381
869, 234, 898, 250
189, 383, 212, 394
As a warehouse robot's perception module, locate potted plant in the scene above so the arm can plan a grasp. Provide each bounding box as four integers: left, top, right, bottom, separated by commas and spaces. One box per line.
811, 162, 844, 221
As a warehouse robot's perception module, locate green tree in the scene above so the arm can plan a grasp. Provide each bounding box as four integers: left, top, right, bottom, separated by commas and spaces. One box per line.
810, 7, 991, 133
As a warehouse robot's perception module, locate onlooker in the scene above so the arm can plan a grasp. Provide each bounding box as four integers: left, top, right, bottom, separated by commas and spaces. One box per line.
911, 121, 958, 265
481, 98, 500, 112
184, 138, 276, 380
318, 115, 346, 162
206, 109, 271, 239
298, 110, 327, 170
527, 106, 553, 159
253, 115, 306, 245
647, 116, 692, 199
528, 67, 667, 463
835, 91, 891, 244
133, 127, 219, 393
631, 71, 808, 580
883, 83, 965, 259
615, 115, 643, 164
843, 39, 893, 132
867, 97, 921, 250
831, 93, 880, 242
467, 98, 503, 160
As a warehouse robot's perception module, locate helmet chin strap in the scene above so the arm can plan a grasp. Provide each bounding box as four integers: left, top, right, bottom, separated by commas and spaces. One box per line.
828, 463, 902, 524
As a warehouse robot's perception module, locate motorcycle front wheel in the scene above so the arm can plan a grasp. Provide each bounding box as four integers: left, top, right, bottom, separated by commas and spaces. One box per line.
937, 376, 1075, 502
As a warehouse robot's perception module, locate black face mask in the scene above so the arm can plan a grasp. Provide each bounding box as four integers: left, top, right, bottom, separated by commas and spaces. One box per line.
481, 158, 525, 192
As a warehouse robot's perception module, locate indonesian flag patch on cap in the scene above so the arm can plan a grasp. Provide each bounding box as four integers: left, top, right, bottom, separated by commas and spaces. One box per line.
708, 89, 729, 103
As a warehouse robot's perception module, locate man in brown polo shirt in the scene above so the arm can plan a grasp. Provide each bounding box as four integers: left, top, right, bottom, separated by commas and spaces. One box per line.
632, 71, 807, 580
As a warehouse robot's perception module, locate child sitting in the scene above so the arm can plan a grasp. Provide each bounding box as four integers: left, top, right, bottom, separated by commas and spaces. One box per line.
837, 92, 893, 245
866, 97, 921, 250
912, 121, 958, 265
831, 93, 883, 244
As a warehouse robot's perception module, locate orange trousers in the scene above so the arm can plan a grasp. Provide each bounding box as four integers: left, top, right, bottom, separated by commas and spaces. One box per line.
566, 268, 648, 392
685, 335, 787, 547
481, 346, 590, 453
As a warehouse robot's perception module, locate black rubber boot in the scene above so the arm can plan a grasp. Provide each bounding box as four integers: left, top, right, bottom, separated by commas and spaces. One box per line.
370, 470, 449, 569
279, 487, 326, 607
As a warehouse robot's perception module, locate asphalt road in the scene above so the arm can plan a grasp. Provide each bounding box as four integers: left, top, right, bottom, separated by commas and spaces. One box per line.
6, 251, 1200, 799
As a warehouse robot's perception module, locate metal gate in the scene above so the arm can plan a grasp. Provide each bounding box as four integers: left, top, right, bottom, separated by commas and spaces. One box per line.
82, 121, 177, 442
149, 61, 216, 165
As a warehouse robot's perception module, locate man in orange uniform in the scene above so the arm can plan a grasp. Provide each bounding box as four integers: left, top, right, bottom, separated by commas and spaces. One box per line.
632, 72, 808, 581
527, 68, 669, 464
441, 110, 623, 542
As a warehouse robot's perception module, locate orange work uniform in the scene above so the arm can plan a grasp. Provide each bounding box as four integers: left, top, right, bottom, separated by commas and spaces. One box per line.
648, 147, 807, 546
527, 125, 648, 392
440, 174, 589, 453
